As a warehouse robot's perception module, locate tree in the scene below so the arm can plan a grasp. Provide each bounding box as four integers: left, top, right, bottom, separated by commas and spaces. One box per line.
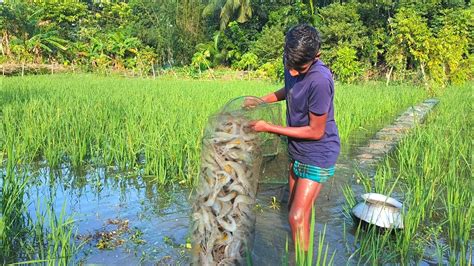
316, 2, 368, 66
427, 17, 471, 85
386, 8, 432, 84
24, 32, 68, 63
202, 0, 252, 30
250, 25, 284, 64
130, 0, 204, 66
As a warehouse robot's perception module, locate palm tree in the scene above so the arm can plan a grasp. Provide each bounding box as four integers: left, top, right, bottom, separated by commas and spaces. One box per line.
202, 0, 252, 30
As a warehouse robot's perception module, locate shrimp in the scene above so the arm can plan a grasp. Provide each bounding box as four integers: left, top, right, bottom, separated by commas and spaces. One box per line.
192, 112, 265, 265
228, 182, 246, 194
217, 215, 237, 232
211, 131, 238, 143
217, 191, 237, 202
223, 161, 246, 180
233, 195, 254, 209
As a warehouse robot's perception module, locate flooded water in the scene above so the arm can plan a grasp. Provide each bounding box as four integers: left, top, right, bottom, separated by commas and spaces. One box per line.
27, 166, 191, 264
13, 124, 463, 265
22, 158, 359, 265
17, 138, 366, 266
253, 160, 361, 266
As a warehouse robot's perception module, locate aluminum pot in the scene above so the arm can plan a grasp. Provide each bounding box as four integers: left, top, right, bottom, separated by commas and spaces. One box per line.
352, 193, 403, 229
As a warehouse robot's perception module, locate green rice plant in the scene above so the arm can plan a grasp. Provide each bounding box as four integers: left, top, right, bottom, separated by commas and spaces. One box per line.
341, 184, 356, 219
444, 167, 473, 265
0, 142, 30, 263
0, 130, 77, 264
334, 82, 427, 152
19, 201, 78, 266
281, 235, 289, 265
1, 75, 427, 186
350, 222, 399, 264
1, 149, 77, 264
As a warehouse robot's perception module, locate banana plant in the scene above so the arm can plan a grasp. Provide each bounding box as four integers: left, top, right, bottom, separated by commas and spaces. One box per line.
24, 31, 68, 63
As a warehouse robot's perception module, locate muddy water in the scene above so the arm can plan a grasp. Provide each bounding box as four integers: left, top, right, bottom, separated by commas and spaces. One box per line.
17, 119, 429, 265
25, 138, 467, 265
14, 101, 467, 265
23, 161, 358, 265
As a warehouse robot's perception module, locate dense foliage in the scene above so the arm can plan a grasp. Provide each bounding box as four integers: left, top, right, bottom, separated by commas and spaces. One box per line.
1, 0, 472, 85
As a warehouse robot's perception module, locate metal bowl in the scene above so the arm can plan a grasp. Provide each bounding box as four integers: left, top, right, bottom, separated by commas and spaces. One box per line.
352, 193, 403, 229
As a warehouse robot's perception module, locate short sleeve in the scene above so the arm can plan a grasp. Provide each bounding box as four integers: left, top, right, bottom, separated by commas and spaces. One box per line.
308, 78, 332, 116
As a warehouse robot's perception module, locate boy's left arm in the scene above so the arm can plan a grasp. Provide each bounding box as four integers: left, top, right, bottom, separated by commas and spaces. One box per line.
250, 79, 331, 140
250, 112, 327, 140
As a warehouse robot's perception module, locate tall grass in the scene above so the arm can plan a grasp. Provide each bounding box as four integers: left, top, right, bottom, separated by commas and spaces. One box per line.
344, 84, 473, 265
1, 75, 426, 186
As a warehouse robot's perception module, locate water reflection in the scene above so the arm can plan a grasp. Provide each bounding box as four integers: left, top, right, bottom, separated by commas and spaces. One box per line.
25, 166, 191, 264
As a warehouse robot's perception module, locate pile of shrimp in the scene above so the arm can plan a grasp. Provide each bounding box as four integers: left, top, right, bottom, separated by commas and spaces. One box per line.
191, 113, 262, 265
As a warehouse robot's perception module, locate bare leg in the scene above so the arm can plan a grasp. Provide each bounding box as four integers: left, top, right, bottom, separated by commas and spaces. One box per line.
304, 183, 323, 248
288, 178, 323, 251
288, 162, 297, 211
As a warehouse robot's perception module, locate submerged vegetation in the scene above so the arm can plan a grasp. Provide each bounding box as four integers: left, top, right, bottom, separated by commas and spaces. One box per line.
344, 83, 473, 265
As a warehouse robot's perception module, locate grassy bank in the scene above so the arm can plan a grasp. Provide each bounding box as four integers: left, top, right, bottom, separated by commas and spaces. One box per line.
344, 83, 473, 265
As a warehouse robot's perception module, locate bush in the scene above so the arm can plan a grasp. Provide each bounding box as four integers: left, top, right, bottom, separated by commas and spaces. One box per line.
235, 52, 258, 71
191, 50, 211, 73
250, 25, 284, 64
256, 58, 284, 82
331, 45, 362, 83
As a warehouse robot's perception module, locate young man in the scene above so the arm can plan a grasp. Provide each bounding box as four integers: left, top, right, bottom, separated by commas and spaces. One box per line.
249, 24, 340, 251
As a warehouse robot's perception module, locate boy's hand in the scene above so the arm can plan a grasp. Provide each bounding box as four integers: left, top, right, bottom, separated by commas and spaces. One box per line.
249, 120, 270, 132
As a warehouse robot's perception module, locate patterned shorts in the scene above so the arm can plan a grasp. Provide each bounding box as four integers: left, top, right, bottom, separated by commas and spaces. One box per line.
292, 160, 335, 183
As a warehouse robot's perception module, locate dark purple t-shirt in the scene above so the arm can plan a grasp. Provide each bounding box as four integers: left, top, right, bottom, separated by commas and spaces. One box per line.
284, 60, 340, 168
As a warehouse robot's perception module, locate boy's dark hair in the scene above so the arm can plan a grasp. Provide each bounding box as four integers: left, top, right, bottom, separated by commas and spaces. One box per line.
284, 24, 321, 70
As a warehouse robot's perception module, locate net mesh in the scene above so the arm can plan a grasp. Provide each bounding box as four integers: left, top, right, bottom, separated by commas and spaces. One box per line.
191, 96, 282, 264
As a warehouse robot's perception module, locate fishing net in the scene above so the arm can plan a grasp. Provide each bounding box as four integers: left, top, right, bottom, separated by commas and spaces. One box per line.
190, 96, 282, 265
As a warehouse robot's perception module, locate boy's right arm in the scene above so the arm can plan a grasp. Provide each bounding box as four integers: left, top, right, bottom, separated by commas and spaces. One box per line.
261, 87, 286, 103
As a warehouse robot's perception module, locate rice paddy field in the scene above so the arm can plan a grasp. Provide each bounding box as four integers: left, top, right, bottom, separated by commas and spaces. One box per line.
343, 83, 473, 265
0, 74, 472, 265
